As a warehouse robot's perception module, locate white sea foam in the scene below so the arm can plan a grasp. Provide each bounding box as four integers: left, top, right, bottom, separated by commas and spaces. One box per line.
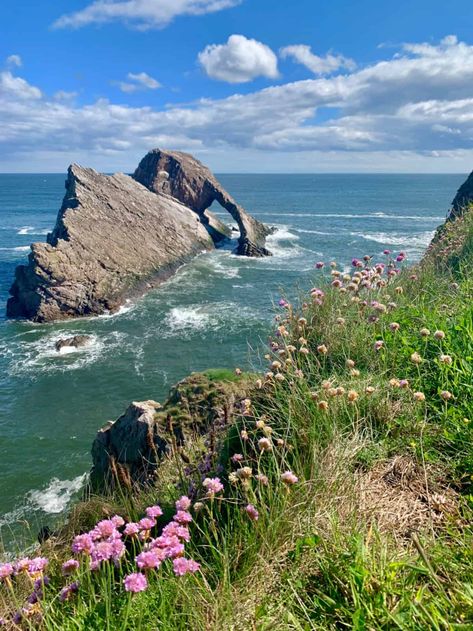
294, 228, 333, 235
252, 212, 443, 220
17, 226, 49, 236
95, 300, 135, 320
6, 330, 127, 376
0, 246, 30, 252
27, 474, 87, 514
351, 230, 435, 249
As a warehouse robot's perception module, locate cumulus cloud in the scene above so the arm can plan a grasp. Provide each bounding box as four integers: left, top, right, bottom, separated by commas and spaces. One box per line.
280, 45, 356, 75
198, 34, 279, 83
53, 0, 241, 30
116, 71, 162, 92
6, 54, 22, 68
1, 36, 473, 171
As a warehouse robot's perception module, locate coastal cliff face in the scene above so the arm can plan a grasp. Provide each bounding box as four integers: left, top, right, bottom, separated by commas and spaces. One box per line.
7, 165, 213, 322
450, 169, 473, 219
133, 149, 273, 257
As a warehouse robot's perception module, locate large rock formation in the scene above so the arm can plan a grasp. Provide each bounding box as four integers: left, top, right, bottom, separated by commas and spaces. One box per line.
450, 170, 473, 219
7, 165, 213, 321
90, 371, 251, 492
134, 149, 273, 256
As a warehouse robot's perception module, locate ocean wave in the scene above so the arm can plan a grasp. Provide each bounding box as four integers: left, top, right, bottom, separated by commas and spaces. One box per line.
17, 226, 49, 236
252, 212, 444, 220
164, 301, 268, 338
27, 474, 87, 514
350, 230, 435, 249
0, 245, 31, 252
5, 330, 127, 376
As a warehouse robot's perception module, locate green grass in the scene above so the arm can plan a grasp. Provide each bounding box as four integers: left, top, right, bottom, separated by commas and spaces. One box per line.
1, 207, 473, 630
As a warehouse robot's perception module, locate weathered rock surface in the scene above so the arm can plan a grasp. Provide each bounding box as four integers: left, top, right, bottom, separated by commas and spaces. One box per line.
7, 165, 213, 321
55, 335, 92, 352
90, 372, 251, 492
133, 149, 273, 256
450, 169, 473, 219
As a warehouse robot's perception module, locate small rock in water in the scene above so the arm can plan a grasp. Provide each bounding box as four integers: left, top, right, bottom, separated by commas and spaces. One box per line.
55, 335, 93, 352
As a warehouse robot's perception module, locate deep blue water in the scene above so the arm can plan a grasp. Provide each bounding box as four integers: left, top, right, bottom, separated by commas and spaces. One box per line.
0, 172, 464, 549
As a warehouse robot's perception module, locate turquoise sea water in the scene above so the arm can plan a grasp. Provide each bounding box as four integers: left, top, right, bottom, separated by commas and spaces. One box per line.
0, 173, 464, 547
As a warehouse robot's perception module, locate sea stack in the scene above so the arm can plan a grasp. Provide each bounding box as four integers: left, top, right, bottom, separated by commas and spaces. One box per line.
133, 149, 273, 257
7, 151, 272, 322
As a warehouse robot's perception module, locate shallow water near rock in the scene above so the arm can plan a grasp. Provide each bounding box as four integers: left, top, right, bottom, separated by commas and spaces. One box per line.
0, 172, 464, 550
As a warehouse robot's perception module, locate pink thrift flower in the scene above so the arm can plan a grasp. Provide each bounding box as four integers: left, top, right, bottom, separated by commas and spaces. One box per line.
62, 559, 79, 576
124, 522, 140, 537
93, 519, 116, 539
173, 511, 193, 525
0, 563, 14, 580
59, 582, 79, 602
136, 550, 163, 571
374, 340, 384, 351
202, 477, 224, 496
111, 515, 125, 528
72, 533, 94, 555
172, 558, 200, 576
281, 471, 299, 485
245, 504, 259, 521
145, 505, 163, 519
28, 557, 48, 576
14, 558, 31, 574
231, 453, 244, 464
165, 542, 185, 559
315, 261, 324, 269
139, 517, 156, 531
110, 539, 126, 562
124, 572, 148, 593
175, 496, 192, 512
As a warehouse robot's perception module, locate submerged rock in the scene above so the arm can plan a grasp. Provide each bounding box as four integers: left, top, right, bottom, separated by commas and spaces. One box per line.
55, 335, 93, 352
450, 169, 473, 219
133, 148, 273, 256
7, 164, 213, 322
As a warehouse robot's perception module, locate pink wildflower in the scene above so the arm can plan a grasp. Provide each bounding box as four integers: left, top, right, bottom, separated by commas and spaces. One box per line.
173, 511, 193, 525
136, 550, 163, 571
245, 504, 259, 521
175, 496, 192, 512
315, 261, 325, 269
0, 563, 14, 580
62, 559, 79, 576
172, 558, 200, 577
139, 517, 156, 531
111, 515, 125, 528
281, 471, 299, 485
72, 533, 94, 555
145, 505, 163, 519
374, 340, 384, 351
231, 453, 244, 464
124, 522, 140, 537
28, 558, 48, 576
124, 572, 148, 593
92, 519, 116, 539
202, 477, 224, 496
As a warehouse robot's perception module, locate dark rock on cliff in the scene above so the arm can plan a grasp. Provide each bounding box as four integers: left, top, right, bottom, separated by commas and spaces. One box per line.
133, 148, 273, 257
7, 165, 213, 322
90, 371, 251, 492
450, 170, 473, 220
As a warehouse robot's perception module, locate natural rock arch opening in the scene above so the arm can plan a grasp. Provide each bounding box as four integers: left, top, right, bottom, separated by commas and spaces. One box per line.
133, 149, 273, 257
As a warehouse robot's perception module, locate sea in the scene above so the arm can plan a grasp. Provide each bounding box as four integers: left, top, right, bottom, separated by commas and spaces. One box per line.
0, 172, 465, 550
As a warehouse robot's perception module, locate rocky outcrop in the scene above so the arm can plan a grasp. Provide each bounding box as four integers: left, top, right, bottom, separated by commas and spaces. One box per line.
55, 335, 92, 352
449, 170, 473, 219
90, 371, 251, 492
7, 165, 213, 322
133, 149, 273, 256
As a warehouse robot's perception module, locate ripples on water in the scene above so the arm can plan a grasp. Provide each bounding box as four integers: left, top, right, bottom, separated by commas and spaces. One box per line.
0, 172, 464, 548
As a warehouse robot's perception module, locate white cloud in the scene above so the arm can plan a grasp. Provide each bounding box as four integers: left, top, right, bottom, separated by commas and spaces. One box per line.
6, 54, 22, 68
53, 0, 241, 30
280, 45, 356, 75
1, 36, 473, 172
198, 34, 279, 83
116, 71, 162, 92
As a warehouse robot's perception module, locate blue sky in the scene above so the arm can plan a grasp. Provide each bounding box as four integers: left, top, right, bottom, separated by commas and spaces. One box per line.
1, 0, 473, 172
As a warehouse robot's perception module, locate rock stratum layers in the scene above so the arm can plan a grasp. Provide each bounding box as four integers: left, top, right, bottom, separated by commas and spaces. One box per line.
7, 150, 271, 322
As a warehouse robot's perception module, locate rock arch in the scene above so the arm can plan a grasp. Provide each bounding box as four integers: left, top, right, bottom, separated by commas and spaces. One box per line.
133, 149, 272, 256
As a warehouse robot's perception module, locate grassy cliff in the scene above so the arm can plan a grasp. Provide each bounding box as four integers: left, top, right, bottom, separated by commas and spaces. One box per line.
1, 205, 472, 630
